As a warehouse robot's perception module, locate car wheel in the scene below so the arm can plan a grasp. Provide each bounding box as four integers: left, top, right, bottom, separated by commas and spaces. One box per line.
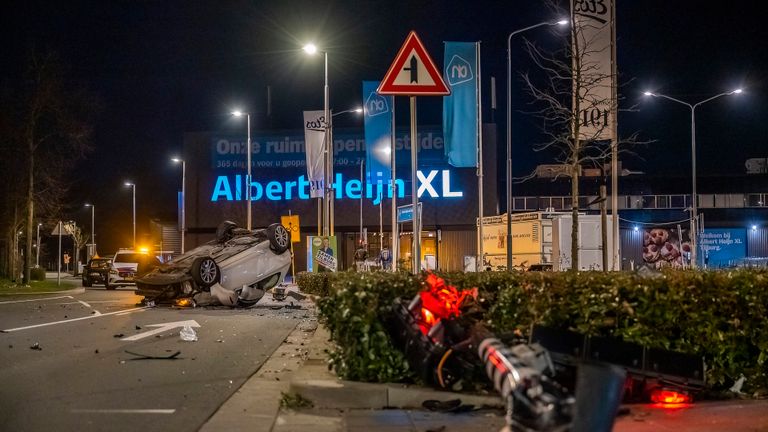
191, 256, 220, 289
105, 278, 114, 290
266, 223, 290, 253
216, 220, 237, 243
83, 278, 92, 287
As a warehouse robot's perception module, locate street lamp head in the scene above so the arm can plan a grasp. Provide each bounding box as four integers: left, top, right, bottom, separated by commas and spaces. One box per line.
84, 203, 92, 207
556, 19, 569, 25
302, 43, 318, 55
353, 107, 363, 113
732, 88, 743, 94
124, 181, 134, 187
171, 157, 182, 163
643, 91, 654, 97
231, 110, 244, 117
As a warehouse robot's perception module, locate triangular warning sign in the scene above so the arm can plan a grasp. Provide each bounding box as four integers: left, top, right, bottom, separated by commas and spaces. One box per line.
378, 31, 450, 96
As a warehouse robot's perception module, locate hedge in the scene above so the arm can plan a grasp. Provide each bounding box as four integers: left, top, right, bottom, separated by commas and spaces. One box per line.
304, 269, 768, 393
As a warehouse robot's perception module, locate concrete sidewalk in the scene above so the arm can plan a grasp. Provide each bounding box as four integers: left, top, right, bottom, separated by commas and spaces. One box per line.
202, 288, 768, 432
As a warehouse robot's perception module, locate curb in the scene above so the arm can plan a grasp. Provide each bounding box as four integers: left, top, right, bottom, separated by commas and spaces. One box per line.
289, 326, 503, 410
0, 287, 84, 296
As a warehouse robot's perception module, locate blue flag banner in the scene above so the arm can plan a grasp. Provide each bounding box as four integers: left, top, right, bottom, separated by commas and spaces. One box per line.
362, 81, 393, 184
443, 42, 478, 168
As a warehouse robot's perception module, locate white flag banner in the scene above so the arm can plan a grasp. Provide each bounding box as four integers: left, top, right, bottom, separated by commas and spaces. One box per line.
572, 0, 615, 141
303, 110, 327, 199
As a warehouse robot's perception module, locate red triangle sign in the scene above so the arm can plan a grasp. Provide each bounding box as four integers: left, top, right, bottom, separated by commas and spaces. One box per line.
378, 31, 450, 96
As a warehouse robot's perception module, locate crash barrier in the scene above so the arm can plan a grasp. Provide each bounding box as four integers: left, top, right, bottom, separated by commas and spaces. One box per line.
315, 270, 768, 394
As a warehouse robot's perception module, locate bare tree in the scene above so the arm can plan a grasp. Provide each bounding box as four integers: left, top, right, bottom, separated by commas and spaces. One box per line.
63, 221, 89, 275
9, 52, 97, 283
519, 0, 642, 270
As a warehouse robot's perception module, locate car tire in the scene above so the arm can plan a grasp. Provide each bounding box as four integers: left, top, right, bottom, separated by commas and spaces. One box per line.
191, 256, 220, 289
266, 223, 290, 253
216, 220, 237, 243
105, 278, 114, 290
83, 278, 92, 287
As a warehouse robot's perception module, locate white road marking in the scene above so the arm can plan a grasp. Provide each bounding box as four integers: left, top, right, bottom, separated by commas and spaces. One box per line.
58, 300, 122, 305
77, 300, 92, 308
0, 295, 73, 305
70, 409, 176, 414
115, 309, 145, 316
1, 307, 149, 332
121, 320, 200, 341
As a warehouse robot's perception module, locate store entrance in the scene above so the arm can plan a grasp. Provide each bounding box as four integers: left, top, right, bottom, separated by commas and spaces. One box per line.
399, 231, 438, 272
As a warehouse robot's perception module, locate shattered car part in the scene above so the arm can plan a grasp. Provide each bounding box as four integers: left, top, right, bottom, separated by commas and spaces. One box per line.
136, 221, 291, 307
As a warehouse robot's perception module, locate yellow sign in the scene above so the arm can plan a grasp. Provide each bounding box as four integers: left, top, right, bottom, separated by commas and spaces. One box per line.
281, 215, 301, 243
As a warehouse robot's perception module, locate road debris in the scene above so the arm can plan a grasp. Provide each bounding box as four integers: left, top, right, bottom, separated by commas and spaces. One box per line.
29, 342, 42, 351
125, 350, 182, 360
180, 325, 198, 341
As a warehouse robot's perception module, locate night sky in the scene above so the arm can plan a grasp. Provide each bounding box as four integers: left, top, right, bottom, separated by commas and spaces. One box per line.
3, 0, 766, 253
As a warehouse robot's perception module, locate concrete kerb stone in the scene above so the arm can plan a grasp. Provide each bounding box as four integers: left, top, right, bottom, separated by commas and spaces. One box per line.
289, 325, 503, 410
0, 287, 84, 296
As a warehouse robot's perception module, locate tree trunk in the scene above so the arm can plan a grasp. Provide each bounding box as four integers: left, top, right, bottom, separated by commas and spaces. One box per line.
571, 158, 580, 271
24, 126, 34, 284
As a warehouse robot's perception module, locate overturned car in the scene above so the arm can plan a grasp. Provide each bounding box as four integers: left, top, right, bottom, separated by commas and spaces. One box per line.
135, 221, 291, 306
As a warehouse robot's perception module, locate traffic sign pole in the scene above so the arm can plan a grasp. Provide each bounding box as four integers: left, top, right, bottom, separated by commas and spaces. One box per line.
377, 30, 450, 274
410, 96, 420, 274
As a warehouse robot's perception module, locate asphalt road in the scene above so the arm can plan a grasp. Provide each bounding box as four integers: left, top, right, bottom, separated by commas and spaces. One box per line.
0, 285, 301, 432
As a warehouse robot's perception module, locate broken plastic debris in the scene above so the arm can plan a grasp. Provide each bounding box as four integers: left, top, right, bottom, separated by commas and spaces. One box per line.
30, 343, 42, 351
730, 375, 746, 394
145, 300, 156, 308
180, 325, 198, 342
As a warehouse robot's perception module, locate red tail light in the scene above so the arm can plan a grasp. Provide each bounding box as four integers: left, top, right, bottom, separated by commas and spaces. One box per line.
416, 273, 477, 335
650, 388, 692, 406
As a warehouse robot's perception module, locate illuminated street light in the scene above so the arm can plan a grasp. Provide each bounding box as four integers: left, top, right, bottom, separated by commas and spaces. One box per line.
643, 87, 743, 268
506, 18, 569, 272
172, 157, 186, 253
231, 110, 252, 230
84, 203, 95, 257
124, 181, 136, 248
304, 42, 332, 235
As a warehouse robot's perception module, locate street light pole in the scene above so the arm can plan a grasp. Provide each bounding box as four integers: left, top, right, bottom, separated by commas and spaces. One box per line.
84, 203, 95, 257
643, 88, 742, 268
231, 111, 252, 230
303, 44, 332, 236
36, 222, 41, 267
506, 19, 568, 272
124, 182, 136, 248
172, 158, 186, 253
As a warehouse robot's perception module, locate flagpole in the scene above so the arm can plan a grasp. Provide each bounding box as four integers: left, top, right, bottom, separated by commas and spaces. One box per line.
476, 42, 484, 272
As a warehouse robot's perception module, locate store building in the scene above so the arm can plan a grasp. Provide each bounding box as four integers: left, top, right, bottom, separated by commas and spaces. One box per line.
182, 125, 499, 272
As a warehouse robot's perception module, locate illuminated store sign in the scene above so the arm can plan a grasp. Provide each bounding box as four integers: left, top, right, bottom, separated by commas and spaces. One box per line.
210, 169, 464, 203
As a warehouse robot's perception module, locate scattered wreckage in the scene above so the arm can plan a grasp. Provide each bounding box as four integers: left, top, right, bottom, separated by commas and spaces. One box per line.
136, 221, 291, 307
387, 274, 704, 431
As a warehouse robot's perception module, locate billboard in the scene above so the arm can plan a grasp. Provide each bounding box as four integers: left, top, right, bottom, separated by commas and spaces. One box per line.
698, 229, 746, 268
307, 235, 338, 272
642, 227, 691, 269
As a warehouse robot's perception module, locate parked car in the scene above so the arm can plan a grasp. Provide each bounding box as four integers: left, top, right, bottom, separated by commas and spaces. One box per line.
82, 257, 113, 288
135, 221, 291, 307
109, 250, 162, 288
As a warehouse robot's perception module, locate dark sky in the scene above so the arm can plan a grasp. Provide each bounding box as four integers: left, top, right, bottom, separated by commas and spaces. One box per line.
3, 0, 766, 252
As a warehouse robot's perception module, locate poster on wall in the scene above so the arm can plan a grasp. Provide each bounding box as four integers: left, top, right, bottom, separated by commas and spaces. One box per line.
698, 229, 746, 268
642, 227, 691, 269
306, 235, 338, 272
